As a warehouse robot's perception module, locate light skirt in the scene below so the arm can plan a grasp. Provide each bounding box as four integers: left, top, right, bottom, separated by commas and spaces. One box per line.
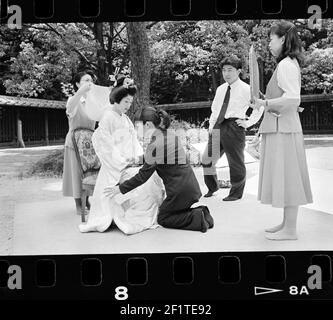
258, 132, 313, 208
62, 146, 82, 198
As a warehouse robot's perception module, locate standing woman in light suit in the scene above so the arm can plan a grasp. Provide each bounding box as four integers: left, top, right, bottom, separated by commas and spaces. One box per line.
252, 21, 313, 240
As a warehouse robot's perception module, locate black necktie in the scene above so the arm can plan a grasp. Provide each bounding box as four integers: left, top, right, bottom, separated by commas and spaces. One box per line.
214, 85, 231, 127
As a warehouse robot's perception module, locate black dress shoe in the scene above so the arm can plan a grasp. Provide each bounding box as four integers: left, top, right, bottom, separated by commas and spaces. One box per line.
197, 205, 214, 228
223, 196, 241, 201
200, 212, 209, 233
204, 191, 215, 198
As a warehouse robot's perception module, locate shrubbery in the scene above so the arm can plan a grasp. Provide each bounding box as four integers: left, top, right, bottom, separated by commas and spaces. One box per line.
28, 148, 64, 177
28, 118, 259, 176
169, 119, 208, 166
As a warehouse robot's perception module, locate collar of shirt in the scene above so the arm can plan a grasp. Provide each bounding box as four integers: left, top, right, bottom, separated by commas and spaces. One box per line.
228, 78, 241, 90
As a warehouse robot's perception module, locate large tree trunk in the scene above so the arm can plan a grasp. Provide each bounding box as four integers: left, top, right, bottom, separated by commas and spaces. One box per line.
210, 67, 218, 94
93, 23, 108, 85
126, 22, 151, 121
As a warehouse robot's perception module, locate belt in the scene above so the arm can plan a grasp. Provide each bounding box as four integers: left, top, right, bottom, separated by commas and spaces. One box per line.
224, 117, 245, 121
214, 118, 245, 128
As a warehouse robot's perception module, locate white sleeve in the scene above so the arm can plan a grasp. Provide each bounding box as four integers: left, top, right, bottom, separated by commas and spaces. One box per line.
124, 115, 144, 159
242, 82, 251, 108
277, 59, 301, 99
66, 96, 79, 119
93, 112, 128, 171
209, 86, 223, 130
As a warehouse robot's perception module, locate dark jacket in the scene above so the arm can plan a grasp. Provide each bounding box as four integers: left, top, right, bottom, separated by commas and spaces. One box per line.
119, 129, 202, 214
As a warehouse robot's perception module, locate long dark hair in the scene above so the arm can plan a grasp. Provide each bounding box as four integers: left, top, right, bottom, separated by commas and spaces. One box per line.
269, 20, 304, 66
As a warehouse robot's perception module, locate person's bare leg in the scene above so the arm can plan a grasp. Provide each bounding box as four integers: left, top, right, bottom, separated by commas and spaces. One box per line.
75, 198, 82, 215
265, 206, 298, 240
265, 214, 285, 233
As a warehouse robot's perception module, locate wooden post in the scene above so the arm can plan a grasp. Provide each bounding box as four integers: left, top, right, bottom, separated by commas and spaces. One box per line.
210, 67, 217, 93
219, 68, 224, 86
315, 105, 319, 131
44, 110, 49, 145
16, 108, 25, 148
11, 107, 16, 146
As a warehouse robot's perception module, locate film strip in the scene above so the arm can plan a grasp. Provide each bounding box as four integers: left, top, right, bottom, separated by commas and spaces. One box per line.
0, 0, 333, 312
0, 253, 332, 300
0, 0, 332, 21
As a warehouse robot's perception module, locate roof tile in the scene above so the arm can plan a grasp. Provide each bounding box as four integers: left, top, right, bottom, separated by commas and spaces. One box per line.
0, 95, 66, 109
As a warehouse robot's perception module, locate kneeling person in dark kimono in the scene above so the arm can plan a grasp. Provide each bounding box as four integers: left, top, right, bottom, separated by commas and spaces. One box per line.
104, 107, 214, 233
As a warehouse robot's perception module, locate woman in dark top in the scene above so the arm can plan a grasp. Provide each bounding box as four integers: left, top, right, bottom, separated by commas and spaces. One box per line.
104, 107, 214, 233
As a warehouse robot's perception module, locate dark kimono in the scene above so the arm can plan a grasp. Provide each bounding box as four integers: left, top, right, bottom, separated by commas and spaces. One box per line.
119, 129, 205, 231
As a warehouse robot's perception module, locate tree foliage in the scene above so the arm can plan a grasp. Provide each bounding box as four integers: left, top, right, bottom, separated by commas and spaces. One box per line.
303, 47, 333, 94
149, 21, 251, 103
0, 23, 130, 99
0, 19, 332, 103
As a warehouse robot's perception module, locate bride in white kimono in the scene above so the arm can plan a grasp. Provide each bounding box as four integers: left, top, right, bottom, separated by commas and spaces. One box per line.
79, 83, 165, 235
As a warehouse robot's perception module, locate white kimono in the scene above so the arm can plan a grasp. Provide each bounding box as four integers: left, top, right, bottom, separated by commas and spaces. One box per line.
79, 107, 164, 235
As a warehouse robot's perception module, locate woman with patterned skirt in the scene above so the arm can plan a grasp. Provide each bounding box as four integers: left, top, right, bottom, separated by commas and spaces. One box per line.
62, 71, 96, 214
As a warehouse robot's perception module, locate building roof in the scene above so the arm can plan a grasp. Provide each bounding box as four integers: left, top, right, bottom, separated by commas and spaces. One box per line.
0, 95, 66, 109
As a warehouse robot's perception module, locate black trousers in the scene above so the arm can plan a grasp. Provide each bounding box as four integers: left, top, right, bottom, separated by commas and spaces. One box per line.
157, 207, 205, 231
202, 118, 246, 198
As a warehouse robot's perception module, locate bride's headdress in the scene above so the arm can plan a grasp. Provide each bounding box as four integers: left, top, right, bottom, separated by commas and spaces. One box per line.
109, 67, 120, 86
122, 78, 134, 88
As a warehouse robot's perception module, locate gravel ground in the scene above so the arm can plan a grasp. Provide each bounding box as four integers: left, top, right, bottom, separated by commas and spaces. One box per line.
0, 138, 332, 255
0, 175, 63, 255
0, 145, 64, 255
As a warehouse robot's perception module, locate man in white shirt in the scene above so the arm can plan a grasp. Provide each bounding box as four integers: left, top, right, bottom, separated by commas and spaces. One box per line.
202, 57, 263, 201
